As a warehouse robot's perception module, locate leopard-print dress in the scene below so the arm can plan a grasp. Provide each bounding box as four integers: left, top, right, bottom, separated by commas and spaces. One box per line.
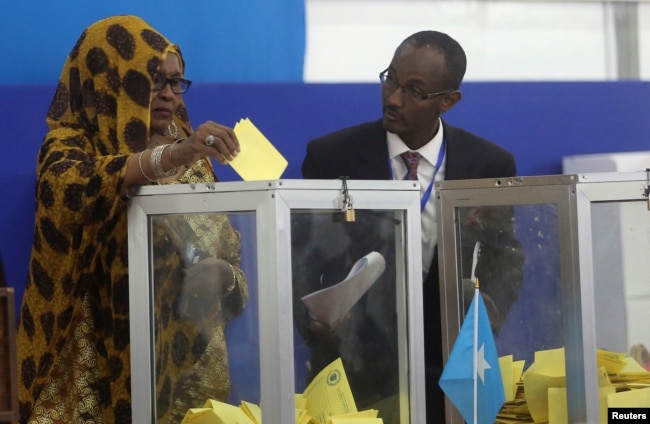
15, 15, 248, 424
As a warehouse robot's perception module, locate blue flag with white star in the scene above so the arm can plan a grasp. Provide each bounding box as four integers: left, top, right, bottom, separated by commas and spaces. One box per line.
439, 288, 505, 424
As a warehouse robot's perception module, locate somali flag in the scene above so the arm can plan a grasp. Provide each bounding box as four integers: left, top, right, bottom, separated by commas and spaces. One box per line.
439, 287, 505, 424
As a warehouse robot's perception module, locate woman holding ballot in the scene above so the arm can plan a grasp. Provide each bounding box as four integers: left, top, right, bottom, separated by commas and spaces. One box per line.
16, 15, 248, 423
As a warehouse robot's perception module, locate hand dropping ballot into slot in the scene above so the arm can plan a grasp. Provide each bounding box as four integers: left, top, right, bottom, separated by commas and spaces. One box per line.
230, 118, 288, 181
301, 251, 386, 326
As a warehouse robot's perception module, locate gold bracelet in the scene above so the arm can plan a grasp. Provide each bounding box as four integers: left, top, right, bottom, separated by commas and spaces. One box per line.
138, 151, 156, 183
224, 262, 236, 294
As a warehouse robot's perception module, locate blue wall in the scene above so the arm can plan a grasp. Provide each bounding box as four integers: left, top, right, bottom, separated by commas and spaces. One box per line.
5, 1, 649, 408
3, 81, 650, 317
5, 5, 650, 314
0, 1, 305, 84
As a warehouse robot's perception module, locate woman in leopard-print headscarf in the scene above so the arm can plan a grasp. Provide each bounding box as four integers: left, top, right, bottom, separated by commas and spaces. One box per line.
16, 15, 248, 423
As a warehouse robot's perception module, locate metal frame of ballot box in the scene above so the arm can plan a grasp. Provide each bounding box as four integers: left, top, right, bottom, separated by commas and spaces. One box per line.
127, 179, 426, 423
435, 172, 650, 424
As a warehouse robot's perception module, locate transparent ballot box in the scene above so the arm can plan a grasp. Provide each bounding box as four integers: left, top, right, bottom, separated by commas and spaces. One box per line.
127, 179, 426, 423
435, 172, 650, 423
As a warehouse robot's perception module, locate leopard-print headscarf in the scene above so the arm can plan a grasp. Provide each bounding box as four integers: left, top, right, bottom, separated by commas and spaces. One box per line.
17, 15, 247, 424
17, 16, 198, 423
46, 14, 191, 155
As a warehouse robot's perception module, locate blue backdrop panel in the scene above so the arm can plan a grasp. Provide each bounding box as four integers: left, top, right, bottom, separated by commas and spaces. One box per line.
496, 204, 564, 367
3, 81, 650, 319
449, 82, 650, 176
0, 0, 305, 84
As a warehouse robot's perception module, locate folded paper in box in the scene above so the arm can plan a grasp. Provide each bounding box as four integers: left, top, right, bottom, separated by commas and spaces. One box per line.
300, 251, 386, 326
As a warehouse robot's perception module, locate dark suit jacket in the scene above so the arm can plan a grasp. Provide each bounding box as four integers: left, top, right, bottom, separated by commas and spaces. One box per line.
302, 119, 516, 181
300, 119, 522, 421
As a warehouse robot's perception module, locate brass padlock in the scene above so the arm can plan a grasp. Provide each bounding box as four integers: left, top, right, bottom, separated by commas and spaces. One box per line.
343, 208, 356, 222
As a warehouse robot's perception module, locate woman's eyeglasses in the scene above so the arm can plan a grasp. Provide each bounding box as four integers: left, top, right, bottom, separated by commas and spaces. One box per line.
152, 76, 192, 94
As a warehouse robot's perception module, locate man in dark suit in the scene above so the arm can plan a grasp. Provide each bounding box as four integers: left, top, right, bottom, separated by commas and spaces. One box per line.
298, 30, 524, 422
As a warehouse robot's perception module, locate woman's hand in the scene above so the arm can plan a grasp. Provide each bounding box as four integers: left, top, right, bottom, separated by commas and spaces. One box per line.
178, 257, 235, 321
173, 121, 240, 166
122, 121, 240, 194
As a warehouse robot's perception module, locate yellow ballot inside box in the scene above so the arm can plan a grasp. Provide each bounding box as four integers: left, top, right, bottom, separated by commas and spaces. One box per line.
181, 357, 382, 424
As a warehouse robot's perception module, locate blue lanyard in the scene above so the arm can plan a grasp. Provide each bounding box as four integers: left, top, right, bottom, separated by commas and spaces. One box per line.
390, 138, 445, 212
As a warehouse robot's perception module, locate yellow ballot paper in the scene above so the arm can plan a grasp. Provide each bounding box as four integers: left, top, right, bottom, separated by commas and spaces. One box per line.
181, 399, 254, 424
231, 117, 288, 180
180, 407, 217, 424
295, 393, 308, 410
597, 349, 628, 374
205, 399, 253, 423
295, 394, 312, 424
547, 387, 568, 424
296, 408, 312, 424
546, 387, 615, 424
240, 401, 262, 424
619, 356, 648, 373
608, 387, 650, 407
327, 409, 380, 423
522, 348, 566, 423
303, 358, 358, 424
499, 355, 515, 402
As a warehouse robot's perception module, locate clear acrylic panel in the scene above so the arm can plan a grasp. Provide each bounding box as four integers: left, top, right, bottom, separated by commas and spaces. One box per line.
453, 203, 564, 366
591, 200, 650, 362
291, 209, 409, 424
149, 211, 260, 423
128, 179, 424, 423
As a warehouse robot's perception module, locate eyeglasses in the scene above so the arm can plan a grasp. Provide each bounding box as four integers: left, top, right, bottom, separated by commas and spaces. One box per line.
379, 69, 453, 103
152, 75, 192, 94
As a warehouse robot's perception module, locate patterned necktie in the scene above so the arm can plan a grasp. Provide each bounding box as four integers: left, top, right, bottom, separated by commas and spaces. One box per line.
400, 151, 421, 180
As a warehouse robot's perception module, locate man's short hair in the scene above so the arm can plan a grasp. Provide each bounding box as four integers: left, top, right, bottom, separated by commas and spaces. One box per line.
401, 30, 467, 90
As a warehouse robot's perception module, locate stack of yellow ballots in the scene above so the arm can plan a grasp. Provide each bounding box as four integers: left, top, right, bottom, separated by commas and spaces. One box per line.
495, 355, 531, 423
180, 358, 383, 424
495, 348, 650, 423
